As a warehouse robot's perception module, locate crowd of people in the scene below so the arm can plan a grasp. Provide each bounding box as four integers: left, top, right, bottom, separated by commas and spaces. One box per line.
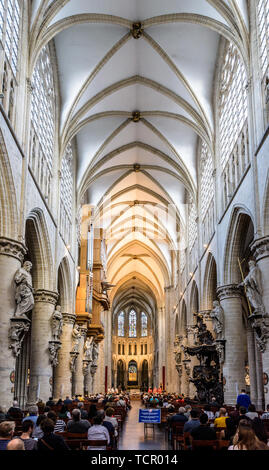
140, 388, 269, 450
0, 393, 130, 450
1, 388, 269, 450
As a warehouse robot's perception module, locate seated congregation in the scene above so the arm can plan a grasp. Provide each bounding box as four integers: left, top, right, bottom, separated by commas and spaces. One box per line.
1, 390, 269, 451
0, 393, 129, 451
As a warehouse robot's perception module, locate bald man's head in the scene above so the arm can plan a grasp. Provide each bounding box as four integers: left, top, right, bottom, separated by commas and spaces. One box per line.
7, 439, 25, 450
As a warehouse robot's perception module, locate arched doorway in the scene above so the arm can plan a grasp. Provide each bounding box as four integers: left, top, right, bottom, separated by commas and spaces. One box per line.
128, 360, 138, 386
141, 360, 149, 391
117, 359, 125, 389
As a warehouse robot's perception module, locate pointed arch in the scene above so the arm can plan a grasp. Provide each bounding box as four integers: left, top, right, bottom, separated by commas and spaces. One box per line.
203, 253, 217, 311
223, 206, 254, 285
0, 129, 19, 238
57, 256, 73, 313
25, 208, 54, 290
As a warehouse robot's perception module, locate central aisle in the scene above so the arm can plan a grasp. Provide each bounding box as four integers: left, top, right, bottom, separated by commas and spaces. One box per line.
118, 400, 170, 450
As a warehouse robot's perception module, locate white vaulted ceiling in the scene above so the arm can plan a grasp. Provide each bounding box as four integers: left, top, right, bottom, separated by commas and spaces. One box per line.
30, 0, 249, 304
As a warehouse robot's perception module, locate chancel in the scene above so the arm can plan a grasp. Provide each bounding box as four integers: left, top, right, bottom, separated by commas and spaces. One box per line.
1, 0, 269, 453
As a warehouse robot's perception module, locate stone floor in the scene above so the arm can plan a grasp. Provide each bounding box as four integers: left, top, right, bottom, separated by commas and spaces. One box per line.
118, 400, 171, 450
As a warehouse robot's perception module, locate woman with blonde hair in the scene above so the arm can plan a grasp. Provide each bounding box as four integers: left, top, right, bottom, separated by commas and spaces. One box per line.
228, 420, 269, 450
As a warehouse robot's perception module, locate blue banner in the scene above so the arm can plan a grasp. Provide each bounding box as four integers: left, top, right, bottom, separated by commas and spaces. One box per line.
139, 409, 161, 424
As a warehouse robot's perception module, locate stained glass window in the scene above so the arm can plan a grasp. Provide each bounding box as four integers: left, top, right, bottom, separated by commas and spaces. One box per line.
219, 42, 248, 169
129, 309, 137, 337
200, 142, 214, 220
0, 0, 21, 75
188, 200, 197, 250
118, 311, 124, 337
31, 45, 55, 171
60, 142, 73, 244
257, 0, 269, 80
141, 312, 147, 337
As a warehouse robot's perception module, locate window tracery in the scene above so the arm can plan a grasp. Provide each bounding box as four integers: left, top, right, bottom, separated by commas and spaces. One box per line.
200, 142, 214, 220
219, 42, 248, 169
0, 0, 21, 122
129, 309, 137, 338
29, 45, 55, 205
60, 142, 74, 245
257, 0, 269, 80
118, 311, 125, 337
141, 312, 147, 337
0, 0, 20, 75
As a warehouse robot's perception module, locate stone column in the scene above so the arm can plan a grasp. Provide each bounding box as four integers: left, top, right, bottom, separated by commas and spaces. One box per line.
91, 365, 98, 393
246, 323, 258, 406
251, 237, 269, 405
0, 238, 27, 410
28, 289, 58, 405
217, 285, 245, 404
53, 313, 76, 399
255, 337, 265, 410
83, 360, 91, 396
74, 325, 87, 396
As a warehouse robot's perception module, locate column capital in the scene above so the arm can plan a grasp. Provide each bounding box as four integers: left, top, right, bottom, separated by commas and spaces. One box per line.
0, 237, 27, 263
62, 313, 76, 326
34, 289, 58, 305
217, 284, 242, 300
251, 236, 269, 262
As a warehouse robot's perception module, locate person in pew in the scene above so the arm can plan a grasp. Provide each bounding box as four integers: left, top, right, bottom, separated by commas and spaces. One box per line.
47, 411, 66, 433
36, 418, 69, 451
214, 408, 228, 428
261, 404, 269, 420
87, 414, 110, 451
228, 420, 269, 450
23, 405, 39, 427
184, 405, 192, 420
58, 405, 71, 420
104, 407, 118, 437
32, 415, 46, 439
6, 400, 23, 420
229, 404, 240, 424
77, 402, 88, 419
88, 404, 98, 421
14, 419, 37, 450
170, 407, 188, 424
219, 417, 237, 445
238, 406, 252, 424
251, 417, 269, 445
191, 413, 217, 441
46, 397, 55, 407
183, 409, 200, 433
67, 409, 90, 433
0, 421, 15, 450
7, 438, 25, 450
98, 411, 115, 447
63, 396, 72, 405
246, 404, 259, 420
203, 405, 214, 420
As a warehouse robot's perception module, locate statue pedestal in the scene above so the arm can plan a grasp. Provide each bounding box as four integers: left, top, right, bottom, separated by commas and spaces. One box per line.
9, 317, 31, 357
48, 340, 62, 367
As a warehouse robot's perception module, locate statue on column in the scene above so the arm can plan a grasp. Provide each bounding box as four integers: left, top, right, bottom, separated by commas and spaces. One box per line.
239, 260, 265, 314
92, 341, 99, 366
71, 323, 81, 353
210, 301, 224, 339
14, 261, 34, 319
84, 336, 94, 361
9, 321, 31, 357
48, 341, 61, 367
51, 305, 63, 341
